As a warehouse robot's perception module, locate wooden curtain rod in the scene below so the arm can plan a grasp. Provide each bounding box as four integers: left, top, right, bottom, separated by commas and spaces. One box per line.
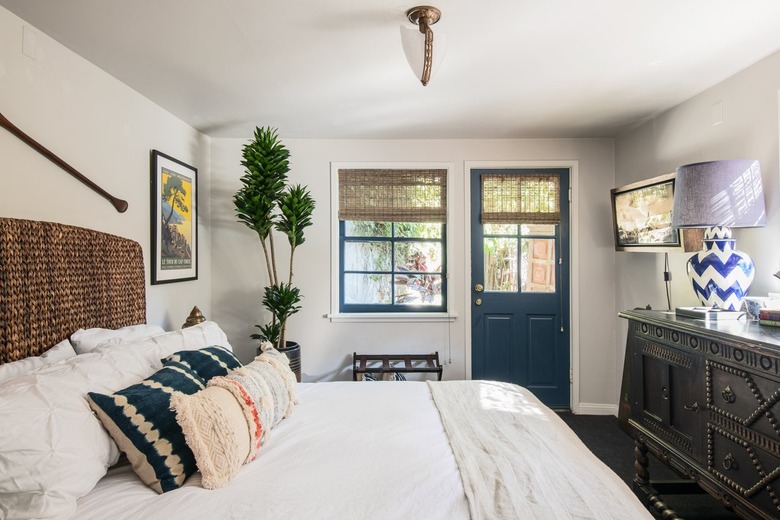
0, 111, 128, 213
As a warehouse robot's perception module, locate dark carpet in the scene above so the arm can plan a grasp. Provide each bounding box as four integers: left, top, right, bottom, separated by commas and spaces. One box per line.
559, 412, 739, 519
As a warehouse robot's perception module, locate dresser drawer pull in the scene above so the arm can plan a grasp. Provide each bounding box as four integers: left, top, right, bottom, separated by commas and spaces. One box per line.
683, 401, 701, 412
721, 386, 736, 403
723, 453, 738, 471
661, 387, 669, 399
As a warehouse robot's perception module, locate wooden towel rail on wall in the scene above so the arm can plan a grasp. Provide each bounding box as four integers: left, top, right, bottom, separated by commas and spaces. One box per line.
0, 111, 128, 213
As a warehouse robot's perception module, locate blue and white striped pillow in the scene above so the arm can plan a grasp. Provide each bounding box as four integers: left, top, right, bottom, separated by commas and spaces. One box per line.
86, 361, 205, 493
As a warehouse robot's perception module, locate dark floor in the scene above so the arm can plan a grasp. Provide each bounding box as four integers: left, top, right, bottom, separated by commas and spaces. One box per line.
559, 412, 740, 520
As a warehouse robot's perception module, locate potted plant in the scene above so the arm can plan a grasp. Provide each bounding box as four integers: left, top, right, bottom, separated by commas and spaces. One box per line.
233, 126, 315, 377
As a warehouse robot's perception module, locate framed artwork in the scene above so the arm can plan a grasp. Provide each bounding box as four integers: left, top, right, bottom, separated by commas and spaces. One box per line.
610, 172, 684, 252
150, 150, 198, 284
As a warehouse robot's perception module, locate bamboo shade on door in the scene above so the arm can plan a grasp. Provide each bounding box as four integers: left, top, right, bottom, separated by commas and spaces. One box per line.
338, 169, 447, 222
481, 173, 560, 224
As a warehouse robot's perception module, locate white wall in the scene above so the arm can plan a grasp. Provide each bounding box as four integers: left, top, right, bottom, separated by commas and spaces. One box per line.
614, 50, 780, 398
211, 137, 620, 411
0, 7, 212, 330
0, 4, 629, 412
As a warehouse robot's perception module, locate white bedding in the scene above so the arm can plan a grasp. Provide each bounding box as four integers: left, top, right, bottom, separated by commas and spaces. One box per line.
74, 382, 470, 520
71, 381, 651, 520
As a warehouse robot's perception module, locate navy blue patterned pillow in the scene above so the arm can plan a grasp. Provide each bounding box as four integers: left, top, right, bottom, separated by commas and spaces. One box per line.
163, 345, 241, 381
362, 372, 406, 381
87, 361, 205, 493
388, 371, 407, 381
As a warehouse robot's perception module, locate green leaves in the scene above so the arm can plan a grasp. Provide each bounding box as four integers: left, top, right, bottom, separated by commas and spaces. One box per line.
262, 282, 302, 321
277, 184, 315, 249
256, 283, 302, 347
233, 126, 315, 350
251, 322, 281, 346
234, 126, 290, 240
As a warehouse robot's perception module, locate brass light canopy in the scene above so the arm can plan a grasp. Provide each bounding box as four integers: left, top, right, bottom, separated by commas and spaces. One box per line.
406, 5, 441, 27
402, 5, 444, 86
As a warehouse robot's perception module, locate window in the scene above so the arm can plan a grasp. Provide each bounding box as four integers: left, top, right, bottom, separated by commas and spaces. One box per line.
337, 168, 447, 313
480, 172, 561, 294
483, 223, 556, 293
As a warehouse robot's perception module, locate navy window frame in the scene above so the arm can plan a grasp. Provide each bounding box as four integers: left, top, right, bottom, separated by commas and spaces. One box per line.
339, 221, 447, 313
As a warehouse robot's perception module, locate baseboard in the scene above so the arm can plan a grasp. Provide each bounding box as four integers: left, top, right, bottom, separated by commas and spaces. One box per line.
572, 402, 618, 416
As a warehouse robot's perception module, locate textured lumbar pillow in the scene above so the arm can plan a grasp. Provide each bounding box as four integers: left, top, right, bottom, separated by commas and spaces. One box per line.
171, 383, 262, 489
171, 346, 297, 490
87, 361, 206, 493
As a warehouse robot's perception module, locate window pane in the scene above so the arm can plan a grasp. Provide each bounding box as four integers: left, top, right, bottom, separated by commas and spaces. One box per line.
344, 242, 391, 271
394, 222, 443, 239
521, 238, 555, 292
484, 223, 517, 236
484, 237, 518, 292
395, 242, 442, 273
521, 224, 556, 236
344, 273, 392, 304
395, 274, 442, 305
344, 221, 391, 237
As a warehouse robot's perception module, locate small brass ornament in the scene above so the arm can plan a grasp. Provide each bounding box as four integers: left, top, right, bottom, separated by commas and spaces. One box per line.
182, 306, 206, 328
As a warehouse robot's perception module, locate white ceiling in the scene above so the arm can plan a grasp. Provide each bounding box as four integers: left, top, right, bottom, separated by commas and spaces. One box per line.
3, 0, 780, 139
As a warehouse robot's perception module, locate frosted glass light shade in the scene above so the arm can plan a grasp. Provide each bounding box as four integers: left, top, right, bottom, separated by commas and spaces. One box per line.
400, 26, 447, 83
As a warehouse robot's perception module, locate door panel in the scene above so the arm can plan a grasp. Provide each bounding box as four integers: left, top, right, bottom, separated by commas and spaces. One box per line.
470, 168, 570, 408
528, 315, 557, 386
482, 314, 515, 382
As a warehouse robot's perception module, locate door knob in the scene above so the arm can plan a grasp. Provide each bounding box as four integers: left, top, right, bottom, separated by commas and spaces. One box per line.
474, 283, 484, 293
475, 298, 483, 306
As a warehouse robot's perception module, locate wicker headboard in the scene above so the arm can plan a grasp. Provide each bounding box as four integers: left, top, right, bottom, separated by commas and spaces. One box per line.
0, 218, 146, 364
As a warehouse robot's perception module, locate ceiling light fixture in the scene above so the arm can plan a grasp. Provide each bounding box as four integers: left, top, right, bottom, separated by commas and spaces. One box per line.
400, 5, 446, 86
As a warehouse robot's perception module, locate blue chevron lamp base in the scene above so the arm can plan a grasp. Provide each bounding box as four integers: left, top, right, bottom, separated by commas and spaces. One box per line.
686, 226, 754, 311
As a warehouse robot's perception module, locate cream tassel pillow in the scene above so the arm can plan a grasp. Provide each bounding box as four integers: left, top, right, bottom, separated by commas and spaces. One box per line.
170, 384, 260, 490
172, 343, 300, 490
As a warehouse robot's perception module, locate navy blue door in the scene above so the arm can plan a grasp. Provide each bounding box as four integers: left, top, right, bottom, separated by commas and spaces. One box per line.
470, 169, 571, 408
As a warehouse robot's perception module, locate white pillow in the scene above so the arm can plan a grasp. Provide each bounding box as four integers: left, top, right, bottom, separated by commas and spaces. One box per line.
0, 339, 76, 385
0, 321, 233, 520
93, 320, 234, 355
70, 323, 165, 354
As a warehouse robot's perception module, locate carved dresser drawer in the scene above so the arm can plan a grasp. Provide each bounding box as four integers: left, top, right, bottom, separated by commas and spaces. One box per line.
620, 309, 780, 520
707, 425, 780, 517
708, 360, 780, 440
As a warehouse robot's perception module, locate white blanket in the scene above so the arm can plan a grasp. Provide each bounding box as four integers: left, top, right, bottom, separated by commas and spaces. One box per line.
428, 380, 654, 519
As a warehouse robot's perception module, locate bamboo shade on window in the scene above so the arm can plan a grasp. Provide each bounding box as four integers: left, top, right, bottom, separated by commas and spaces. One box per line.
481, 173, 561, 224
338, 169, 447, 222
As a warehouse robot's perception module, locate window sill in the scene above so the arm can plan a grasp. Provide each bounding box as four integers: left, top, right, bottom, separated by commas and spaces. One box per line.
325, 312, 458, 323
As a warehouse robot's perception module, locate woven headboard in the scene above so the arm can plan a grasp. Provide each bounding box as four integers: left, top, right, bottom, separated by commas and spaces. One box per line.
0, 218, 146, 364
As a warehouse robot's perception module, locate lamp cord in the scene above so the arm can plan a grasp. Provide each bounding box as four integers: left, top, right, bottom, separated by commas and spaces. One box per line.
664, 252, 672, 311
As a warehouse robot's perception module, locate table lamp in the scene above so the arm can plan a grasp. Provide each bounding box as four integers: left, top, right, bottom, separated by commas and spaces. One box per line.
671, 159, 766, 310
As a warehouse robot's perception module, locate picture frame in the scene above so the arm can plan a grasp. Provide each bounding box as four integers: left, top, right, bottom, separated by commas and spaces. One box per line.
610, 172, 685, 252
150, 150, 198, 284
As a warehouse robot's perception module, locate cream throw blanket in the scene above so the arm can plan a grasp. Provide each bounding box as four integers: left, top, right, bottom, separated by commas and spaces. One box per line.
427, 380, 653, 520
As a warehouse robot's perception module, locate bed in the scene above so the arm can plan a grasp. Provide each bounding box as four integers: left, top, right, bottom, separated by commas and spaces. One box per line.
0, 217, 653, 520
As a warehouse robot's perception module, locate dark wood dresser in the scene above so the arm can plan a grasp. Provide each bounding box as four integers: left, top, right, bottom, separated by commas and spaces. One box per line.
620, 309, 780, 520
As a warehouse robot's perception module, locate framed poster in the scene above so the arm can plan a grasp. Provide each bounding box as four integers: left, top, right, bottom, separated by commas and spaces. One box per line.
150, 150, 198, 284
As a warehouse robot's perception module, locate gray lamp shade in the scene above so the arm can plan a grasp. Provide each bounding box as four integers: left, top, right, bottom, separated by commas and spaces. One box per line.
671, 159, 766, 228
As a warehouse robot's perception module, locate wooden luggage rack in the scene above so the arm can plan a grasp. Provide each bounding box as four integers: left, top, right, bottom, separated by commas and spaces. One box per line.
352, 352, 443, 381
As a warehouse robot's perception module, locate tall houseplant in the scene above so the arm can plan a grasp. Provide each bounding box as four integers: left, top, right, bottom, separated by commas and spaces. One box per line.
233, 126, 315, 351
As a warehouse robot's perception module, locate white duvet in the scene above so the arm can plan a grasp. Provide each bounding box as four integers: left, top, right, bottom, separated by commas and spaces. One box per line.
73, 381, 650, 520
74, 382, 470, 520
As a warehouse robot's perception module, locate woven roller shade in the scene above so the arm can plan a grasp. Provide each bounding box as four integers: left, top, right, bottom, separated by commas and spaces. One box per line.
481, 173, 560, 224
339, 169, 447, 222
